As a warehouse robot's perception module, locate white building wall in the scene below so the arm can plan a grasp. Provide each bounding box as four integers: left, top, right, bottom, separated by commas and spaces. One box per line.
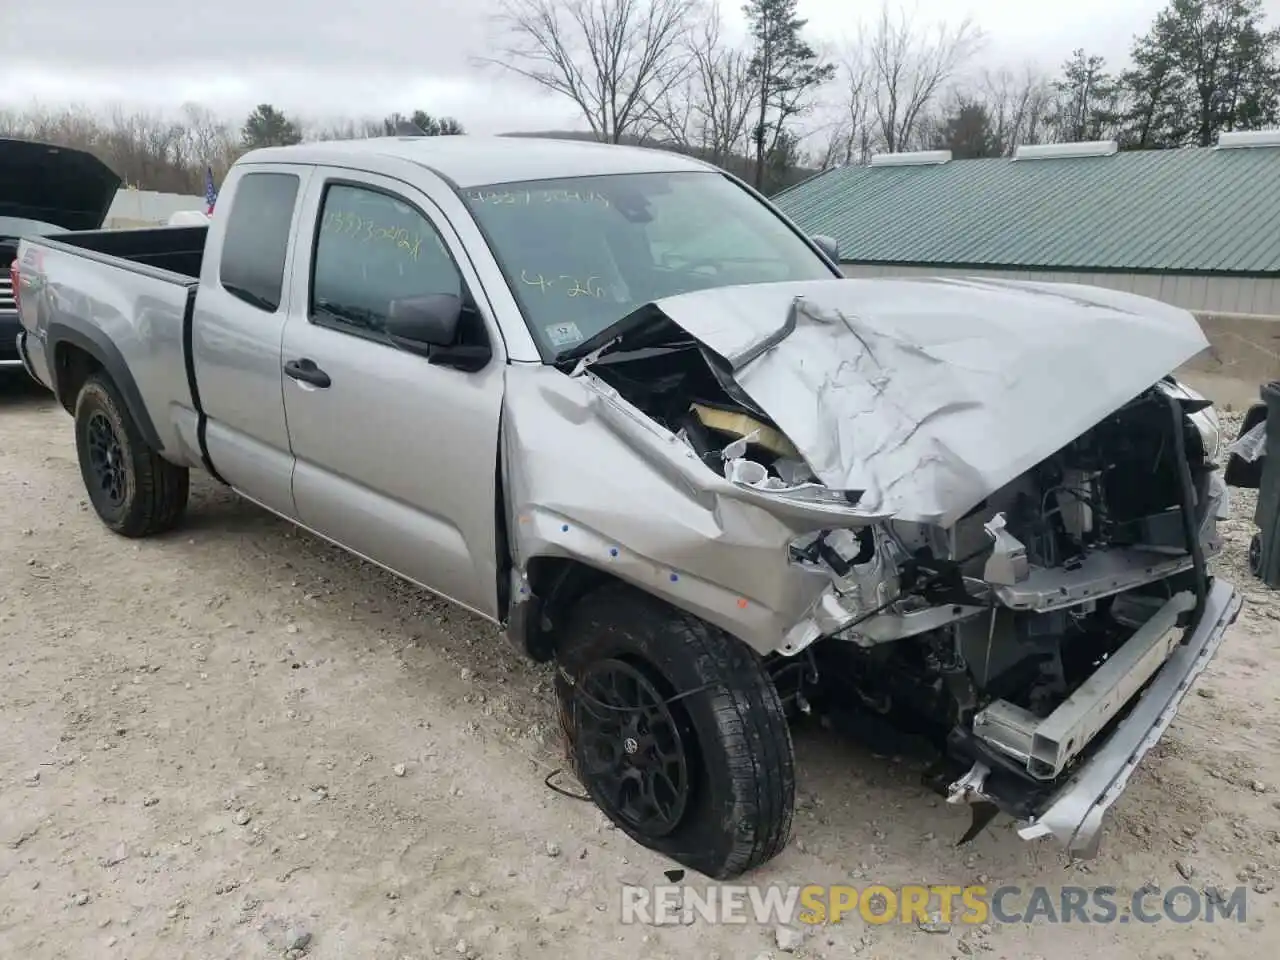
839, 263, 1280, 317
103, 188, 207, 228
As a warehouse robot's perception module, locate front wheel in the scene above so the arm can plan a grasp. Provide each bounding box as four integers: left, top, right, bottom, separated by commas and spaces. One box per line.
74, 372, 189, 537
555, 583, 795, 879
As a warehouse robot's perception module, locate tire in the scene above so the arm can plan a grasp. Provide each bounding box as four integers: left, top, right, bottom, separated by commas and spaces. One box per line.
74, 372, 189, 537
555, 582, 795, 879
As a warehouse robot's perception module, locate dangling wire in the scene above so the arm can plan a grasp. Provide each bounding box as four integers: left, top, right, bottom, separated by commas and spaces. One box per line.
544, 767, 590, 802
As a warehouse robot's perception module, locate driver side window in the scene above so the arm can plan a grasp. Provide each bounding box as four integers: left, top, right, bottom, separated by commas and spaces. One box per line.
310, 182, 462, 337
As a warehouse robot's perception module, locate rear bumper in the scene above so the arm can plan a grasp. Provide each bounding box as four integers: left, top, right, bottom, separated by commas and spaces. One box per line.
1014, 577, 1241, 857
9, 326, 48, 392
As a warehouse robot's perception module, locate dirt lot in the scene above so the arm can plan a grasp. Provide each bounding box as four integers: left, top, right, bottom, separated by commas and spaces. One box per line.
1, 375, 1278, 960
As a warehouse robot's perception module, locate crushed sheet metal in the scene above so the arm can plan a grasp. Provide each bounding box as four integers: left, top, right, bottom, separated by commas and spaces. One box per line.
645, 277, 1211, 527
498, 364, 887, 655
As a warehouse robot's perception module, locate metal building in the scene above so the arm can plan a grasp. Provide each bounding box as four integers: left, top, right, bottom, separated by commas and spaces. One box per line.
772, 131, 1280, 317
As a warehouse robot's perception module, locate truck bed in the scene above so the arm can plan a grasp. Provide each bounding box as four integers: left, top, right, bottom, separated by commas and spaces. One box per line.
9, 225, 206, 363
16, 225, 207, 461
38, 224, 208, 281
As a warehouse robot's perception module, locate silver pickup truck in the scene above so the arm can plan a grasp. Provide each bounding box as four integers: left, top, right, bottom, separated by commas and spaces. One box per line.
13, 136, 1242, 880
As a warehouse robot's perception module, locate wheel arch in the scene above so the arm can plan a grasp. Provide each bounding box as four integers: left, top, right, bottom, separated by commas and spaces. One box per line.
503, 550, 782, 667
46, 319, 164, 453
504, 555, 618, 663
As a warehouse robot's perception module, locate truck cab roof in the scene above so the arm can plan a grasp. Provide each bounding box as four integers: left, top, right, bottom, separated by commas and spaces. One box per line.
238, 135, 716, 189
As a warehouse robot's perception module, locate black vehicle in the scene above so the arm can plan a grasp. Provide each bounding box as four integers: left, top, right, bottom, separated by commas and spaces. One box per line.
1, 138, 121, 376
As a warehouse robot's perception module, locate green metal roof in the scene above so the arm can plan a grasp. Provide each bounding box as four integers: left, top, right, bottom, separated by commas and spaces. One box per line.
772, 145, 1280, 275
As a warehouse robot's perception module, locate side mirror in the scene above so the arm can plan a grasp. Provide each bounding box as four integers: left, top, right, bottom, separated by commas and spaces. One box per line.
810, 234, 840, 263
386, 293, 462, 348
386, 293, 491, 373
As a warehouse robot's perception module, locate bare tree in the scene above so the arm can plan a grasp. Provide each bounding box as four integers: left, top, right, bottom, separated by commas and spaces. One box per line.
304, 116, 385, 141
868, 3, 983, 152
1, 103, 263, 193
642, 4, 758, 164
484, 0, 699, 144
817, 32, 877, 167
975, 66, 1052, 154
177, 103, 242, 179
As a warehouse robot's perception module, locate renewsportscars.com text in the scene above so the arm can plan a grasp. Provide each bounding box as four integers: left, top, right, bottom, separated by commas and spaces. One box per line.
620, 883, 1249, 927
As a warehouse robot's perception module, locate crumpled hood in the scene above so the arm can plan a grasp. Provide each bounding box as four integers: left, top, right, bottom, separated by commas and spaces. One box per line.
646, 276, 1211, 526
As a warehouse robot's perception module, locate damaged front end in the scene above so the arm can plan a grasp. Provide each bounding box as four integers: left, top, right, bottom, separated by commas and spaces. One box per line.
505, 277, 1241, 860
787, 379, 1239, 858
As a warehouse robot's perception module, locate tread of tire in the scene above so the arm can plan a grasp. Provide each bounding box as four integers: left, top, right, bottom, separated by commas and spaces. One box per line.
79, 374, 189, 537
566, 582, 795, 878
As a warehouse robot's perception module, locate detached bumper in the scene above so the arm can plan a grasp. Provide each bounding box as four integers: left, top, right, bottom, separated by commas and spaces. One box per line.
1016, 577, 1241, 857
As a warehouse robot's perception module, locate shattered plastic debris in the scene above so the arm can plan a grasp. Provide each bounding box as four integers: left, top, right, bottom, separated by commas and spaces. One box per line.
1228, 421, 1266, 463
724, 458, 785, 489
772, 458, 815, 485
720, 430, 762, 462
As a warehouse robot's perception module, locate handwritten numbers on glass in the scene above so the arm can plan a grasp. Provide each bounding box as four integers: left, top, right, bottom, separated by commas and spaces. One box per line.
321, 208, 424, 262
466, 189, 610, 207
565, 276, 603, 298
518, 272, 604, 298
520, 270, 554, 293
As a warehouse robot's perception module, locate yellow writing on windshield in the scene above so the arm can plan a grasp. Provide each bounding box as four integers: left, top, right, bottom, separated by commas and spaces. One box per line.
467, 188, 610, 207
320, 208, 448, 263
520, 271, 605, 298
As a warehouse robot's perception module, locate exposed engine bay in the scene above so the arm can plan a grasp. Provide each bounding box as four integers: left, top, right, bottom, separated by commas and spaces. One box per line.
586, 336, 1227, 827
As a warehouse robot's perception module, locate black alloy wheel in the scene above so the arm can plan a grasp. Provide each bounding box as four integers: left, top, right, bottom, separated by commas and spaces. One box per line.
73, 372, 190, 537
85, 410, 128, 508
554, 582, 795, 880
573, 657, 692, 837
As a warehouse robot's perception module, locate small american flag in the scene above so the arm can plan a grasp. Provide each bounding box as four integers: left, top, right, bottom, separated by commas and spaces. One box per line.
204, 166, 218, 215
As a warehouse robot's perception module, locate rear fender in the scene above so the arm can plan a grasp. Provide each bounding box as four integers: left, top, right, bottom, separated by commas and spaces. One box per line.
46, 317, 164, 453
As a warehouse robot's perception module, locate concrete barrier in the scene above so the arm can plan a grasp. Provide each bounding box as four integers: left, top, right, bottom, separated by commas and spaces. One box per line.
1178, 311, 1280, 410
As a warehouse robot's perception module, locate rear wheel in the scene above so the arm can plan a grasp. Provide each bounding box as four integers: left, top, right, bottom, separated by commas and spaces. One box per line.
555, 582, 795, 879
74, 372, 189, 537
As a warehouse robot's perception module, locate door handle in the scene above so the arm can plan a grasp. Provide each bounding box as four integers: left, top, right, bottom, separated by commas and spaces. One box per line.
284, 358, 331, 389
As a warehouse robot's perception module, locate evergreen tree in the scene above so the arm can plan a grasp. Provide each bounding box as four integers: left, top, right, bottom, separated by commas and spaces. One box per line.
1048, 50, 1123, 142
240, 104, 302, 149
1121, 0, 1280, 147
743, 0, 834, 190
935, 100, 1000, 158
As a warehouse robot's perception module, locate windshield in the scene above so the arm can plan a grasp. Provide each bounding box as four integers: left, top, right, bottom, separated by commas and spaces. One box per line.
461, 171, 837, 357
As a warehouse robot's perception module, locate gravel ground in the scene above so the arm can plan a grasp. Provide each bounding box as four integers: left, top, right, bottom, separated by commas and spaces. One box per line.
1, 376, 1278, 960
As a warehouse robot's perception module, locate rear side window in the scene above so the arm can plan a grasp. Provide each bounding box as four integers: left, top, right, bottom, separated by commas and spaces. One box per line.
219, 172, 300, 312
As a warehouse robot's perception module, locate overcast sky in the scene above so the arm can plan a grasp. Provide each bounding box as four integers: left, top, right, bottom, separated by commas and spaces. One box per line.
2, 0, 1278, 135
